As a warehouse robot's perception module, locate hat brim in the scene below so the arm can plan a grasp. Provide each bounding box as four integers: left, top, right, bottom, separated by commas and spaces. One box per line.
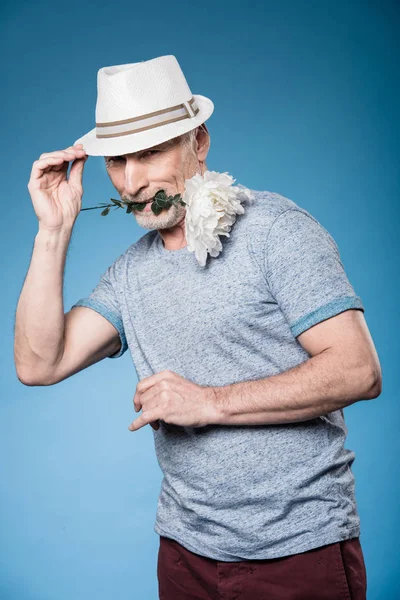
73, 94, 214, 157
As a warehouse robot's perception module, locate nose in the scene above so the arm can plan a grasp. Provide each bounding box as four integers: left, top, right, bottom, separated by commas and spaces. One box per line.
124, 158, 150, 197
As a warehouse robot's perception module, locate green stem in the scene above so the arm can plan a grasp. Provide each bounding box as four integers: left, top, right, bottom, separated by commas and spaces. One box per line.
80, 205, 114, 211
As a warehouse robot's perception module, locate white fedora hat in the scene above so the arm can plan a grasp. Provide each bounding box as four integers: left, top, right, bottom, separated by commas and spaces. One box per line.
73, 54, 214, 157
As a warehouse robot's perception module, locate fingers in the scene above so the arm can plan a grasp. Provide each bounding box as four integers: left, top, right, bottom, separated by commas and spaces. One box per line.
29, 145, 87, 184
38, 145, 86, 161
69, 150, 89, 189
129, 409, 161, 432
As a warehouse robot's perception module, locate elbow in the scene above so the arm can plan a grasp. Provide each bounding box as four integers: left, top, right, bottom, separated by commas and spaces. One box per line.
16, 373, 43, 386
360, 361, 382, 400
367, 371, 382, 399
15, 366, 56, 387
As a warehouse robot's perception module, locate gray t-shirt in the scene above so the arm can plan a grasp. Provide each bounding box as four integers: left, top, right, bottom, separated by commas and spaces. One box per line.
71, 187, 365, 561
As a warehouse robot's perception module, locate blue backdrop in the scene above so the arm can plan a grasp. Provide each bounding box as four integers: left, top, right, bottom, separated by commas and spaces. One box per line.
1, 1, 398, 598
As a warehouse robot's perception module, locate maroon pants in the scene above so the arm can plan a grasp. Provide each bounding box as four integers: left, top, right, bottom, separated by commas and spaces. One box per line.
157, 535, 367, 599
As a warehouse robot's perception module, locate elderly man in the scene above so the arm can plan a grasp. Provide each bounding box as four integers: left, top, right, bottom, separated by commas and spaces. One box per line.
15, 55, 380, 599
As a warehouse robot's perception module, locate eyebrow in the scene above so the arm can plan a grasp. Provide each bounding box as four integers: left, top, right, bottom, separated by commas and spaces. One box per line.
106, 139, 175, 160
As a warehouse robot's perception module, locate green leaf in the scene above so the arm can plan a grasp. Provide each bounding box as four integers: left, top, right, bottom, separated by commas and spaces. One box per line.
101, 207, 110, 216
151, 203, 164, 215
126, 204, 133, 213
154, 189, 167, 200
110, 198, 123, 207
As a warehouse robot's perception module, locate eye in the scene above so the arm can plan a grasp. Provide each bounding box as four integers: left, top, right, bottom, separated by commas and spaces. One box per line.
105, 156, 125, 164
141, 150, 159, 158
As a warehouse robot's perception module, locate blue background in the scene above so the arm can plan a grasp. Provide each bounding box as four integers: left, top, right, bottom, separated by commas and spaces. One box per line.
1, 0, 398, 598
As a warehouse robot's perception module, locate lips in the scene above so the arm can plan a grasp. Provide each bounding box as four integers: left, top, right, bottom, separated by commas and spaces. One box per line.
127, 199, 152, 204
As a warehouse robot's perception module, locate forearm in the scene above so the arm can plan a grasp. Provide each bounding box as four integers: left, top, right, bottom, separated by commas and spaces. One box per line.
14, 226, 72, 382
213, 349, 378, 426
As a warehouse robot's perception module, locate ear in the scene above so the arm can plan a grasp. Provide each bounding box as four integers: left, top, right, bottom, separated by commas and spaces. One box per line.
196, 124, 210, 162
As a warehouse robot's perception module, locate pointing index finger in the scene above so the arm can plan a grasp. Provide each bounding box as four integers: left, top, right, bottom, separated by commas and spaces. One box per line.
129, 408, 161, 431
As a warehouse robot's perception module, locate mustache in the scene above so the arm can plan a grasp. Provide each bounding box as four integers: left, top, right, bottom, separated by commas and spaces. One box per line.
121, 187, 176, 205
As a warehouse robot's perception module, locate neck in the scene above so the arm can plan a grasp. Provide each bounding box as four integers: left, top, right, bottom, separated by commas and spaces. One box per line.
159, 215, 187, 250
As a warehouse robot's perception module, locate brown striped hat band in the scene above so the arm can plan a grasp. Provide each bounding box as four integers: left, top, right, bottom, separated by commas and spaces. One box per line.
96, 97, 200, 139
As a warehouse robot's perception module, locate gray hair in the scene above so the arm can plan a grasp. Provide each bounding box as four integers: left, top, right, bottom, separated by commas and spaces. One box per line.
178, 123, 208, 155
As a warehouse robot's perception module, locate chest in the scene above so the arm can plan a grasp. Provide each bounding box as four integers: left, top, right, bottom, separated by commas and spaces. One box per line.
120, 240, 286, 363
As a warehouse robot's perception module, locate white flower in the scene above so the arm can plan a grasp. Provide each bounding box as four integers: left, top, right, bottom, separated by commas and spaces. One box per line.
183, 170, 255, 267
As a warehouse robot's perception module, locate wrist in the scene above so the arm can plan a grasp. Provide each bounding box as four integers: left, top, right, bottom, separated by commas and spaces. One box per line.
209, 386, 230, 425
36, 224, 73, 239
35, 226, 73, 253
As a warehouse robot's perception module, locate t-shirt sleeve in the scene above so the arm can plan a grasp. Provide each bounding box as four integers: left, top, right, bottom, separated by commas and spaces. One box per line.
264, 208, 365, 338
70, 263, 128, 359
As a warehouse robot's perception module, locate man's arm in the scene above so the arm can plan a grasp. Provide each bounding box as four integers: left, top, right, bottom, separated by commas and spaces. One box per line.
129, 209, 382, 432
14, 228, 123, 386
213, 309, 382, 426
15, 144, 129, 386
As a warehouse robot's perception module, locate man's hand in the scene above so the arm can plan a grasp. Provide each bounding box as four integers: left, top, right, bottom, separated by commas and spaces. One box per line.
27, 144, 88, 232
128, 370, 220, 431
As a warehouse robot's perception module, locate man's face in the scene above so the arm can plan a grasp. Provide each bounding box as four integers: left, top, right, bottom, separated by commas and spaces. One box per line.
104, 134, 202, 231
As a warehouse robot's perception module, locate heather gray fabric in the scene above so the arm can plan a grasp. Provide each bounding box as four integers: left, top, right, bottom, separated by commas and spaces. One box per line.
71, 187, 365, 561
